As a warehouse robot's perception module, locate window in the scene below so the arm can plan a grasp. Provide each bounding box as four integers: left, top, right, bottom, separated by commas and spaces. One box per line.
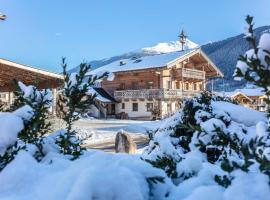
146, 103, 153, 112
120, 83, 125, 90
121, 103, 125, 109
132, 103, 138, 111
147, 81, 154, 89
199, 84, 203, 91
167, 103, 172, 113
166, 81, 171, 89
132, 81, 139, 90
175, 81, 180, 89
185, 83, 189, 90
193, 83, 197, 91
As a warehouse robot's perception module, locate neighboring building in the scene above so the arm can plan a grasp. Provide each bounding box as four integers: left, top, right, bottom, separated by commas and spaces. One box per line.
0, 58, 63, 113
87, 47, 223, 119
224, 87, 267, 112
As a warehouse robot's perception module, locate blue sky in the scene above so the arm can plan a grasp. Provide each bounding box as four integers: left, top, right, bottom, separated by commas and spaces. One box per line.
0, 0, 269, 72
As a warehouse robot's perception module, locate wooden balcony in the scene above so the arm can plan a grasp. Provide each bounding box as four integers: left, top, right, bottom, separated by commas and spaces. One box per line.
182, 68, 205, 79
114, 89, 200, 100
173, 68, 205, 80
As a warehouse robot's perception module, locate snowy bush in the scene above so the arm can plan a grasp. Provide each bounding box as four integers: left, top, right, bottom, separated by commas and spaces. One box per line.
143, 92, 270, 199
0, 58, 109, 167
0, 80, 52, 169
0, 108, 27, 170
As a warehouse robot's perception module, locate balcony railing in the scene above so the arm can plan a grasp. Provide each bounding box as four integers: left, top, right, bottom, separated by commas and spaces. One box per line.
114, 89, 200, 100
175, 68, 205, 79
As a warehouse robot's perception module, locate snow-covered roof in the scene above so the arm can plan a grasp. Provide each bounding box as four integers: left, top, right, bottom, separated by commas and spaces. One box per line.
235, 88, 265, 97
88, 48, 197, 75
223, 87, 265, 98
231, 92, 253, 102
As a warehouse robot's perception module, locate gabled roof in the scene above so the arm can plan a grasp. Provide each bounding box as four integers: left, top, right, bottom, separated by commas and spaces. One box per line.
88, 48, 223, 78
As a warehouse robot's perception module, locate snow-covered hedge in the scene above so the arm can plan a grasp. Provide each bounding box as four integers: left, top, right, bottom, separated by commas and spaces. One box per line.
0, 150, 173, 200
0, 105, 32, 155
143, 93, 270, 199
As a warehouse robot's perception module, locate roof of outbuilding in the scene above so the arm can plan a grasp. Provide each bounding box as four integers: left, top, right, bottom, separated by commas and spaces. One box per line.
92, 87, 116, 103
0, 58, 63, 92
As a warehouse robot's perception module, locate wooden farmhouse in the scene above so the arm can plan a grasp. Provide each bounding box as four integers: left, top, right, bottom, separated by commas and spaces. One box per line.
87, 47, 223, 119
0, 58, 63, 113
225, 87, 267, 112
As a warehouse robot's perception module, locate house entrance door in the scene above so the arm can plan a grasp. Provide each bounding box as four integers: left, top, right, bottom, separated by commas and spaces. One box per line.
111, 104, 115, 115
107, 104, 116, 116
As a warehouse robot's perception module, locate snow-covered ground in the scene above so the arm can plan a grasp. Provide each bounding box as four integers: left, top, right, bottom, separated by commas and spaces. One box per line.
74, 119, 158, 143
53, 118, 160, 152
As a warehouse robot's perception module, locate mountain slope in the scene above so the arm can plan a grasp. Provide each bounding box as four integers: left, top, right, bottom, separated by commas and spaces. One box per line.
70, 26, 270, 91
202, 25, 270, 91
142, 39, 198, 53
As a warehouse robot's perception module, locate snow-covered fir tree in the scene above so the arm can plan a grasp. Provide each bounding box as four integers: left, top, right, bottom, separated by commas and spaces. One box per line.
56, 58, 109, 159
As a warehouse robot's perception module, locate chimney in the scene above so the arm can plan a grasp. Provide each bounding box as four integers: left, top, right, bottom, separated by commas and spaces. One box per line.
119, 60, 126, 66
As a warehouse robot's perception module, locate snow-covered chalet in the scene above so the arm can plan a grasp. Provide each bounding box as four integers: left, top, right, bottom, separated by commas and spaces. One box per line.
223, 86, 267, 112
88, 47, 223, 119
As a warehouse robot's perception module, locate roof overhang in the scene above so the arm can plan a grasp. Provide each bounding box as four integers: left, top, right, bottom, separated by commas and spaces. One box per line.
0, 58, 64, 92
167, 48, 224, 78
0, 59, 63, 79
199, 49, 224, 78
